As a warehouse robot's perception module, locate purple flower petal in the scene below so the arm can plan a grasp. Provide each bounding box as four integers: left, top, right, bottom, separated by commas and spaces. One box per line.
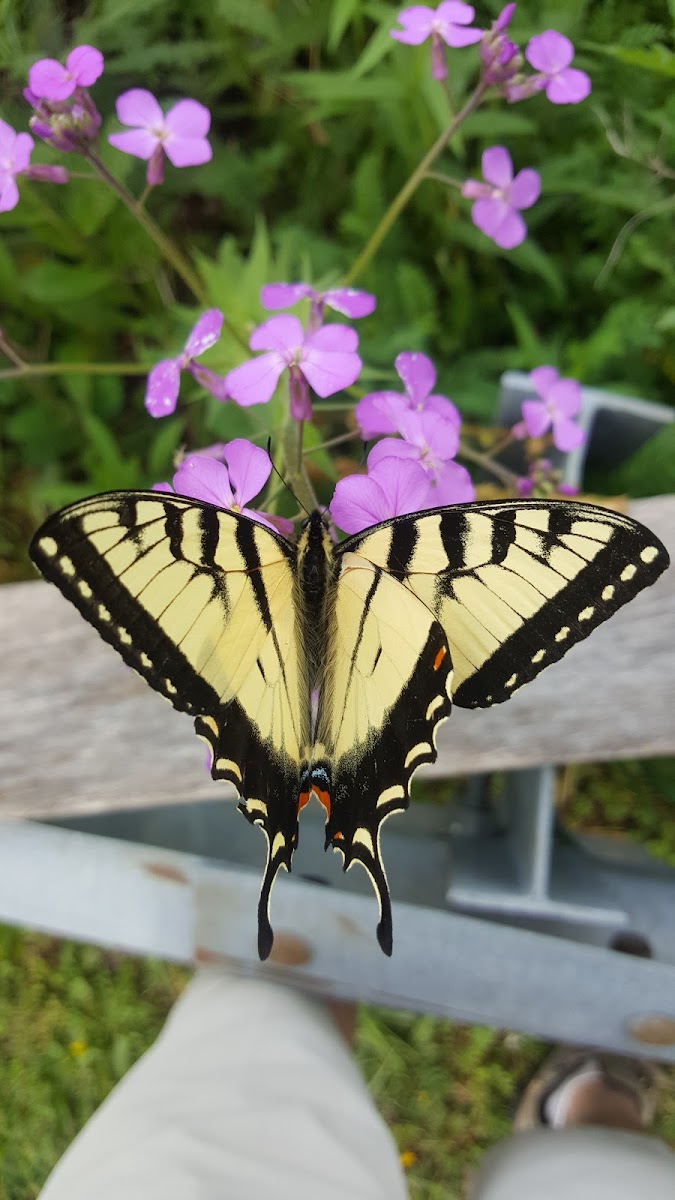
260, 283, 314, 310
13, 132, 34, 174
67, 45, 104, 87
547, 378, 581, 418
552, 416, 584, 452
545, 67, 591, 105
494, 3, 516, 32
249, 314, 303, 354
28, 59, 72, 101
481, 145, 513, 188
390, 6, 436, 45
366, 437, 418, 468
184, 309, 223, 359
305, 323, 359, 353
520, 399, 551, 438
510, 168, 541, 210
221, 439, 272, 506
188, 364, 229, 400
0, 176, 19, 213
461, 178, 491, 200
301, 325, 361, 397
108, 129, 157, 160
395, 350, 435, 404
330, 457, 432, 533
115, 88, 164, 129
396, 408, 460, 461
164, 136, 212, 168
530, 365, 559, 396
526, 30, 574, 74
145, 359, 181, 418
163, 100, 212, 167
425, 393, 462, 427
322, 288, 376, 318
0, 118, 15, 155
437, 0, 483, 48
173, 455, 235, 507
429, 460, 475, 504
165, 98, 211, 140
355, 391, 408, 438
226, 352, 286, 406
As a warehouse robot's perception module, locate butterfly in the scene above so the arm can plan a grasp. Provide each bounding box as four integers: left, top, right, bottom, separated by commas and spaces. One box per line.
30, 493, 668, 958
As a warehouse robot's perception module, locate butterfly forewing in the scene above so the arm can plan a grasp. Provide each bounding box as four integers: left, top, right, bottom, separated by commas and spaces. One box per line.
30, 492, 311, 958
342, 499, 669, 709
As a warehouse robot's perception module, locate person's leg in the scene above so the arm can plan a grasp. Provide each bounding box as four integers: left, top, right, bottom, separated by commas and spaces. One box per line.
38, 968, 408, 1200
470, 1050, 675, 1200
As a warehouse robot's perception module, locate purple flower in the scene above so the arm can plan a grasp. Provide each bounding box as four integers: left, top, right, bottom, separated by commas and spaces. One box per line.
226, 314, 361, 420
108, 90, 212, 186
25, 87, 101, 153
0, 122, 34, 212
145, 309, 224, 418
506, 31, 591, 105
524, 32, 591, 105
330, 457, 434, 535
461, 146, 540, 249
28, 45, 104, 102
517, 457, 579, 497
0, 120, 68, 212
391, 2, 483, 80
157, 440, 294, 536
480, 4, 520, 87
512, 366, 585, 452
355, 351, 461, 439
261, 283, 375, 332
368, 410, 474, 505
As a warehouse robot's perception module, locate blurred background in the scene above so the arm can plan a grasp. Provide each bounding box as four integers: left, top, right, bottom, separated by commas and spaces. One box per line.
0, 1, 673, 1196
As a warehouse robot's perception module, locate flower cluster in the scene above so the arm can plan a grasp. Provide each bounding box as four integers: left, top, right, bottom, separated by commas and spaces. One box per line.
0, 44, 214, 213
390, 3, 591, 249
8, 27, 591, 545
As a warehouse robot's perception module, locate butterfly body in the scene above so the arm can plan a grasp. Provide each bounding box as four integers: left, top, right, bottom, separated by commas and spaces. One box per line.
30, 494, 668, 958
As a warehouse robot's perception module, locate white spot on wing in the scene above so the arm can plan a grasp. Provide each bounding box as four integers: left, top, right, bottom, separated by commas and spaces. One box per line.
404, 742, 432, 770
39, 536, 58, 557
531, 649, 545, 664
352, 827, 375, 856
640, 546, 658, 564
621, 563, 637, 581
602, 585, 615, 601
376, 784, 406, 809
578, 606, 594, 621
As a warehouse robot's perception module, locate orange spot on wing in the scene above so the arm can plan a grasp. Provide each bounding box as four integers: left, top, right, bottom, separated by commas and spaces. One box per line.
433, 645, 447, 671
333, 831, 344, 841
298, 785, 332, 818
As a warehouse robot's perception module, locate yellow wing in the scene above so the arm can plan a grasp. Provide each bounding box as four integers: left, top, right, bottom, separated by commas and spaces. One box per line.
30, 491, 310, 957
340, 499, 669, 708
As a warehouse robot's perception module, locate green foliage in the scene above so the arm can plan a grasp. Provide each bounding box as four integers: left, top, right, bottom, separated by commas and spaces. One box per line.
0, 0, 673, 571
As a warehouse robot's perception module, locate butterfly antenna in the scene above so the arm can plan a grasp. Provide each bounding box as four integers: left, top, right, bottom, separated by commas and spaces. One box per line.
266, 438, 311, 519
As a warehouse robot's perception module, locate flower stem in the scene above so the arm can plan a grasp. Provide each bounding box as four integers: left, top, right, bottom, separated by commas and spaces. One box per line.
84, 150, 208, 304
459, 441, 519, 488
343, 81, 487, 285
281, 414, 319, 513
0, 361, 149, 381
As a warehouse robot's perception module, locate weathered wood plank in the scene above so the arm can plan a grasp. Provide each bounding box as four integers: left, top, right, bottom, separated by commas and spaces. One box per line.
1, 497, 672, 820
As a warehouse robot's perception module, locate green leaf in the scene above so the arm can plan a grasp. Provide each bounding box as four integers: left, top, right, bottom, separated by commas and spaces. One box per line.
146, 417, 183, 481
591, 42, 675, 77
351, 14, 395, 78
461, 110, 538, 139
22, 262, 114, 306
505, 302, 548, 362
602, 421, 675, 497
328, 0, 359, 51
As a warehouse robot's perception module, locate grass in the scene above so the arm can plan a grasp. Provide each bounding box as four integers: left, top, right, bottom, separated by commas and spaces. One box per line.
1, 758, 674, 1199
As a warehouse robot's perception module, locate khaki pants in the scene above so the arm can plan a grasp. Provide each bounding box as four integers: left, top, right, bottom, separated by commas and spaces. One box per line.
38, 970, 675, 1200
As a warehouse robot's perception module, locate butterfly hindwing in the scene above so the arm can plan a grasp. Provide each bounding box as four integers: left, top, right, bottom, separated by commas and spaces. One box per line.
342, 499, 669, 710
30, 492, 310, 958
315, 554, 453, 953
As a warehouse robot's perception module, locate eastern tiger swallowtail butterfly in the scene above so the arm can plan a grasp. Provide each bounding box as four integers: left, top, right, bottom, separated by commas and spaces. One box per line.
30, 494, 668, 958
